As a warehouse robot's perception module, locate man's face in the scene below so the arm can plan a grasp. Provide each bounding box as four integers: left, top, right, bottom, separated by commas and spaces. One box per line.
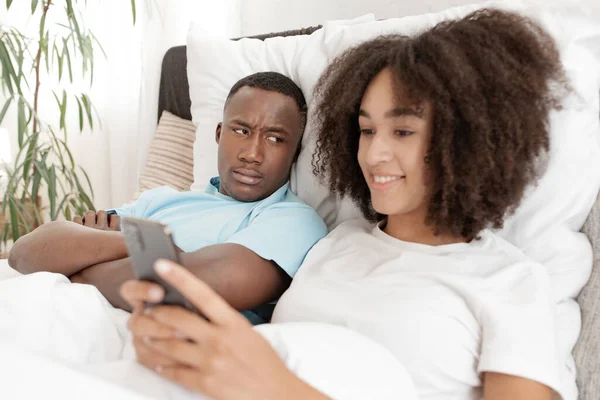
216, 86, 304, 202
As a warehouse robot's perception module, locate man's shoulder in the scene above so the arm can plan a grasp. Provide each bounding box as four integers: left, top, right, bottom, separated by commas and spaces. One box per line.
260, 189, 321, 216
253, 190, 326, 232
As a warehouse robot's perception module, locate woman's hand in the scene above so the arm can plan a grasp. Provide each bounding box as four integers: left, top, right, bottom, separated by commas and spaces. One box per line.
120, 260, 329, 400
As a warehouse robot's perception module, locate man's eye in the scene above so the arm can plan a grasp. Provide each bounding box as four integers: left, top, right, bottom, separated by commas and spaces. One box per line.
267, 136, 283, 143
360, 129, 375, 135
233, 128, 249, 135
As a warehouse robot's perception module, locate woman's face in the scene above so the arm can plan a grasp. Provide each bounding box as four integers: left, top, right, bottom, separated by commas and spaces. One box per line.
357, 68, 434, 219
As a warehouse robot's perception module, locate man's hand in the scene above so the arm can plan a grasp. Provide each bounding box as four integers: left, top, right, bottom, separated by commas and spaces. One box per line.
73, 210, 121, 231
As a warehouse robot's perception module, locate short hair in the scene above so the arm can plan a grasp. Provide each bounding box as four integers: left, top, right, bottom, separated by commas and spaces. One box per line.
312, 9, 569, 240
226, 72, 308, 131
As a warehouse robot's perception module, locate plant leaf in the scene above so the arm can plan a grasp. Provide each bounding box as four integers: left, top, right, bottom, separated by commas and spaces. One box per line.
6, 0, 13, 10
75, 96, 83, 131
47, 166, 57, 220
8, 197, 20, 241
0, 98, 11, 124
17, 99, 26, 147
130, 0, 137, 25
1, 223, 9, 246
60, 90, 67, 132
40, 11, 47, 47
21, 133, 39, 184
56, 194, 71, 219
59, 137, 75, 168
31, 0, 39, 13
81, 94, 93, 129
30, 171, 42, 206
79, 165, 95, 199
0, 41, 17, 95
54, 43, 64, 81
63, 39, 73, 83
43, 31, 50, 73
90, 31, 107, 59
64, 204, 72, 222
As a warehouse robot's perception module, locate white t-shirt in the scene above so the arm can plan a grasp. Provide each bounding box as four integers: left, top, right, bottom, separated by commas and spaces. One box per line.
272, 219, 563, 400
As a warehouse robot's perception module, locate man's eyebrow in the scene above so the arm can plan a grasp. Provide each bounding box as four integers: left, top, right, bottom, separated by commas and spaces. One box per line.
230, 119, 253, 129
264, 126, 290, 136
229, 120, 290, 136
359, 107, 424, 119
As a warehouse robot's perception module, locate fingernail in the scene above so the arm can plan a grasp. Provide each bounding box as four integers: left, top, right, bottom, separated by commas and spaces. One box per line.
155, 260, 171, 274
148, 287, 163, 301
155, 365, 163, 373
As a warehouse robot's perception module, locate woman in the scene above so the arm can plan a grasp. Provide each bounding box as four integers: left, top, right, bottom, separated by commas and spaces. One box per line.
121, 9, 569, 400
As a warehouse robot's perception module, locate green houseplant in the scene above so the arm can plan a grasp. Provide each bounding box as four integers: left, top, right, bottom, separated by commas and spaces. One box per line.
0, 0, 137, 244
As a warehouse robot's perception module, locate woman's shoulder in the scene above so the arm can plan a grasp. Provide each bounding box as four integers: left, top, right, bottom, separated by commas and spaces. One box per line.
475, 229, 535, 262
475, 230, 550, 286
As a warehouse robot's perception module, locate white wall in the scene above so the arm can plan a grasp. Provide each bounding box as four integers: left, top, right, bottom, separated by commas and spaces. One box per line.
1, 0, 240, 210
239, 0, 480, 36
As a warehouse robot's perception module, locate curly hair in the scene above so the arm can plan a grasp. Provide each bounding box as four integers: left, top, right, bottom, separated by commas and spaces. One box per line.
312, 8, 569, 239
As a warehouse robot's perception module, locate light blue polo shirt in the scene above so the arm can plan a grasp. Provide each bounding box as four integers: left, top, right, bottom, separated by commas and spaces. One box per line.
113, 177, 327, 324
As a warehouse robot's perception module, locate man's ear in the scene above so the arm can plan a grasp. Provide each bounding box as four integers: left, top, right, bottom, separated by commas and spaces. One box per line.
215, 122, 222, 144
293, 143, 301, 164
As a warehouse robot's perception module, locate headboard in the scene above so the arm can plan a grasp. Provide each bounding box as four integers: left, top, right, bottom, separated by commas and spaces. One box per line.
157, 25, 323, 123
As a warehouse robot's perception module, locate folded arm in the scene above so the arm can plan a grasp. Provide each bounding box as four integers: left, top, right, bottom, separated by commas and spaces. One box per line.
8, 220, 128, 276
72, 243, 291, 313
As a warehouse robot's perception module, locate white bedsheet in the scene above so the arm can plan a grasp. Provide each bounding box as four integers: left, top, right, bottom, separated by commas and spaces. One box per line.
0, 259, 204, 400
0, 259, 416, 400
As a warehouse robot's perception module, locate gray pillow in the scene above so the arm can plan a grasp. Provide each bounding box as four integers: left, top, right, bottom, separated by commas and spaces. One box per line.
574, 190, 600, 399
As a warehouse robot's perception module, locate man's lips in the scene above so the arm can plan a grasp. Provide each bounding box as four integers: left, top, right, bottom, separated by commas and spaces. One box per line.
232, 168, 263, 185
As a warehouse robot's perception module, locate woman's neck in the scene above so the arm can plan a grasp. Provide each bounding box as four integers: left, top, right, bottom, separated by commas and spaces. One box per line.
383, 213, 467, 246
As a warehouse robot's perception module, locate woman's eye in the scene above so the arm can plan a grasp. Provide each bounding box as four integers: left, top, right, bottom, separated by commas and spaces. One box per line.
233, 128, 249, 135
395, 130, 414, 137
267, 136, 283, 143
360, 129, 375, 135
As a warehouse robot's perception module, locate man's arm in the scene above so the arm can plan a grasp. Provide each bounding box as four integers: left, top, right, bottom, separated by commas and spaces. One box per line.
72, 243, 291, 313
8, 220, 128, 276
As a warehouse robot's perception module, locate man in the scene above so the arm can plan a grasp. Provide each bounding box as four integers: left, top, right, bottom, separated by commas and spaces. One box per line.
8, 72, 327, 324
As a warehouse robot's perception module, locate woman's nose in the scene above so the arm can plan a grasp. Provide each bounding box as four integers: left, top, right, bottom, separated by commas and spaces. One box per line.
365, 133, 393, 166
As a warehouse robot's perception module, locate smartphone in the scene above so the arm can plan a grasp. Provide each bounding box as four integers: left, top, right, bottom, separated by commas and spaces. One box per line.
121, 217, 198, 313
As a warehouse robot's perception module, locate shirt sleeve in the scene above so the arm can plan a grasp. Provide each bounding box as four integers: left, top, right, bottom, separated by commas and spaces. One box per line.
225, 204, 328, 277
477, 262, 563, 398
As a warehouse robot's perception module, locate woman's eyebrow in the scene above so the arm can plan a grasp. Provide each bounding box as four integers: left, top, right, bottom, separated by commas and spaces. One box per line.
358, 108, 424, 119
384, 107, 424, 119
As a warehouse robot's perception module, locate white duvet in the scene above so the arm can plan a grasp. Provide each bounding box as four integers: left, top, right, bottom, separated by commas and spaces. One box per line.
0, 260, 416, 400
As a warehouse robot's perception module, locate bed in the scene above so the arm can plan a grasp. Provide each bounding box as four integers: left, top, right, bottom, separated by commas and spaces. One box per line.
0, 3, 599, 399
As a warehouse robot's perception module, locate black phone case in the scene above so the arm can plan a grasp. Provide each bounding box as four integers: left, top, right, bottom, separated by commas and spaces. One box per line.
122, 217, 198, 313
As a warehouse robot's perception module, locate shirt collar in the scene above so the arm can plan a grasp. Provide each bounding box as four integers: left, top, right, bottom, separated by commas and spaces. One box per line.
205, 176, 289, 202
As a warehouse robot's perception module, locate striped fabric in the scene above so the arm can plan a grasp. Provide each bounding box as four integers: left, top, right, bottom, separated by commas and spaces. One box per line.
135, 111, 196, 199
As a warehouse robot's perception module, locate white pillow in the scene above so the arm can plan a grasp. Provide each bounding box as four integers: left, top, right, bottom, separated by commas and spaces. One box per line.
187, 2, 600, 399
254, 322, 418, 400
187, 14, 375, 190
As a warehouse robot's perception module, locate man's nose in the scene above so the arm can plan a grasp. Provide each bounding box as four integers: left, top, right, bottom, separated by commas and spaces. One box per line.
239, 134, 264, 164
